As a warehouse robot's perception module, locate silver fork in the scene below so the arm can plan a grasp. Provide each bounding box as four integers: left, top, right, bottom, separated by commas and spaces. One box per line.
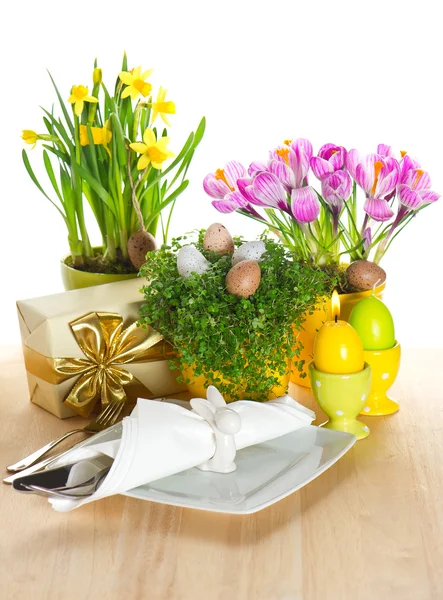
6, 401, 126, 472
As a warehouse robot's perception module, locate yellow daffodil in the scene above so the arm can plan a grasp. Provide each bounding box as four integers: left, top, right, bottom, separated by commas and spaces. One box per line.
130, 128, 174, 170
119, 67, 153, 100
79, 123, 112, 146
68, 85, 99, 116
151, 86, 176, 126
21, 130, 38, 148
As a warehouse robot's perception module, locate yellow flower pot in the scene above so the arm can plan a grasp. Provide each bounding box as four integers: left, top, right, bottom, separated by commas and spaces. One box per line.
360, 341, 401, 416
182, 364, 290, 402
61, 249, 137, 291
291, 282, 385, 388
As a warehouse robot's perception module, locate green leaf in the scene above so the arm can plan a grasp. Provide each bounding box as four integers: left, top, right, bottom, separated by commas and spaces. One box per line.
192, 116, 206, 148
77, 164, 118, 218
42, 144, 70, 164
43, 150, 64, 205
47, 71, 74, 135
145, 180, 189, 229
22, 150, 66, 221
110, 112, 127, 167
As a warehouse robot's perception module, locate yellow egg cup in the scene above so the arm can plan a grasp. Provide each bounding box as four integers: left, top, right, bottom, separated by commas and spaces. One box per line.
309, 362, 372, 440
360, 341, 401, 416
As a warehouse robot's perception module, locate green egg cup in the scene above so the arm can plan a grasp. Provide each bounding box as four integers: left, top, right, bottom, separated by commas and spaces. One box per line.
309, 362, 372, 441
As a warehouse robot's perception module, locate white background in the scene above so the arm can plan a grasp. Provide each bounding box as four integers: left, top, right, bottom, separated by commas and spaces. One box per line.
1, 0, 442, 347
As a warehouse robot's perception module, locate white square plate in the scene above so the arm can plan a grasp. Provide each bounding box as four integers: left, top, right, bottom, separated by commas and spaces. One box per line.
124, 426, 356, 514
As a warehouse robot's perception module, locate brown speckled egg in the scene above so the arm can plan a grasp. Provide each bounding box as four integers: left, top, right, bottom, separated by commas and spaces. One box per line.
128, 231, 156, 270
226, 260, 261, 298
346, 260, 386, 291
203, 223, 234, 255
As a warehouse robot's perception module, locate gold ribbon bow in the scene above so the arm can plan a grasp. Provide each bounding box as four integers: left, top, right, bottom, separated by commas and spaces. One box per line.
23, 312, 171, 418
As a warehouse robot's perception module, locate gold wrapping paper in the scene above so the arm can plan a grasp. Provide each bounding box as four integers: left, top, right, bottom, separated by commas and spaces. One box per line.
17, 279, 187, 419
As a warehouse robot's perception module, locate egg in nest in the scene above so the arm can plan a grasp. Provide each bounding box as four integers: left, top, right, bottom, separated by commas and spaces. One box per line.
226, 260, 261, 298
177, 246, 210, 278
203, 223, 234, 255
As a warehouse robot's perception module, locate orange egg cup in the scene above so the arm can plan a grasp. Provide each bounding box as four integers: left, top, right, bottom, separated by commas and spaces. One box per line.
360, 341, 401, 416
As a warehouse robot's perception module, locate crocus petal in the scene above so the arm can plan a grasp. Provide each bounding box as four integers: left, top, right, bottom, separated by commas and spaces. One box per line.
223, 160, 246, 188
363, 197, 394, 222
268, 159, 296, 189
362, 227, 372, 253
253, 172, 288, 209
346, 149, 360, 180
226, 191, 249, 208
310, 156, 334, 180
355, 163, 372, 194
321, 171, 351, 211
290, 138, 313, 160
317, 144, 347, 170
291, 186, 320, 223
399, 154, 421, 182
248, 161, 268, 176
376, 165, 399, 197
418, 189, 440, 203
203, 174, 231, 199
377, 144, 393, 157
212, 196, 243, 213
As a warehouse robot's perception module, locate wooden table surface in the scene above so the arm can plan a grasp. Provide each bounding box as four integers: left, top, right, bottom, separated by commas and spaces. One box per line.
1, 347, 442, 600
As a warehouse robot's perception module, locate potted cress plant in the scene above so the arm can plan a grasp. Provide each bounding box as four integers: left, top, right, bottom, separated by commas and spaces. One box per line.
139, 226, 337, 399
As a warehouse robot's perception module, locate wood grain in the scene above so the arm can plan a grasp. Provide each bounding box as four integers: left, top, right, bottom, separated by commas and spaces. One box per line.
1, 347, 442, 600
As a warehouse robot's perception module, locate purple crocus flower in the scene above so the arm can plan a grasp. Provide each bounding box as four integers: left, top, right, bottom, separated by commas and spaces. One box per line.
362, 227, 372, 254
203, 160, 250, 213
242, 172, 290, 211
321, 171, 352, 215
398, 168, 440, 214
310, 143, 347, 180
291, 187, 320, 223
270, 138, 313, 189
347, 152, 400, 222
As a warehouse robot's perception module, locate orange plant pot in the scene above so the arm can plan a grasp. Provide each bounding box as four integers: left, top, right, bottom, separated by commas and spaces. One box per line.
290, 282, 386, 388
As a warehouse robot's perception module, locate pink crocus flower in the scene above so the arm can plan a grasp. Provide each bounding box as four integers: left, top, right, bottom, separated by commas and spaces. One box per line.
310, 143, 347, 180
362, 227, 372, 255
321, 171, 352, 215
203, 160, 250, 213
397, 168, 440, 215
240, 172, 290, 211
270, 138, 313, 189
347, 152, 400, 222
291, 187, 320, 223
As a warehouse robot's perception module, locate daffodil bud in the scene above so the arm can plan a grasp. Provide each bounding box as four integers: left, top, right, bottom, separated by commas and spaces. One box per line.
93, 68, 102, 84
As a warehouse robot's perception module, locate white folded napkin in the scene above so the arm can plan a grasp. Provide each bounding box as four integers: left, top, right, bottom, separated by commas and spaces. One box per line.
47, 394, 315, 512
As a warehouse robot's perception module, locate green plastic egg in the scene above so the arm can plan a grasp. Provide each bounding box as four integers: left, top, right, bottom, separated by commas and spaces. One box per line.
349, 296, 395, 350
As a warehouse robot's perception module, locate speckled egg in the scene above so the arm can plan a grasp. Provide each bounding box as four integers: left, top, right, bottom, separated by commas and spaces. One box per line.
128, 230, 157, 270
177, 246, 210, 278
226, 260, 261, 298
346, 260, 386, 291
203, 223, 234, 255
232, 241, 266, 266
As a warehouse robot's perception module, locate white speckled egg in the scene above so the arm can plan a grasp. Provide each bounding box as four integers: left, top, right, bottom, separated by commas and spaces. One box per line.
203, 223, 234, 255
177, 246, 210, 278
232, 241, 266, 266
226, 260, 261, 298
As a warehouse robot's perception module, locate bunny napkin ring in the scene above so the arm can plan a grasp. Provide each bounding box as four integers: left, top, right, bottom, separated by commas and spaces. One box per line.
190, 386, 241, 473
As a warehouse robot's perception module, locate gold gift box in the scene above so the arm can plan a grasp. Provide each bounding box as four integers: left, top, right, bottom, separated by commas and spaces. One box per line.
17, 278, 187, 419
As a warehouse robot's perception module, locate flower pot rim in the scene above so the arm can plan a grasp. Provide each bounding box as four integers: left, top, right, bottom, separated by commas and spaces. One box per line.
60, 247, 137, 277
338, 281, 386, 302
